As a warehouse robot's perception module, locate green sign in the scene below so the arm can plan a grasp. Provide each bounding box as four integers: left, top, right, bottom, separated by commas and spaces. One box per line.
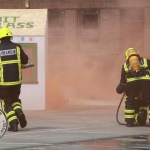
0, 16, 34, 28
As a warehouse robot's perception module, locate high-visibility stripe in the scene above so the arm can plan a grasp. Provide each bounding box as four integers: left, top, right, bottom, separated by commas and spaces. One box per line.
1, 100, 18, 124
7, 116, 18, 123
124, 58, 150, 82
13, 106, 22, 110
1, 100, 5, 112
140, 107, 148, 111
124, 109, 135, 113
134, 113, 139, 125
0, 46, 22, 85
1, 100, 7, 117
124, 62, 129, 72
6, 111, 15, 118
0, 56, 4, 82
148, 111, 150, 118
0, 81, 22, 85
127, 76, 150, 82
0, 60, 20, 64
143, 58, 148, 68
12, 102, 21, 107
16, 47, 22, 81
124, 109, 135, 119
125, 96, 138, 100
125, 115, 135, 118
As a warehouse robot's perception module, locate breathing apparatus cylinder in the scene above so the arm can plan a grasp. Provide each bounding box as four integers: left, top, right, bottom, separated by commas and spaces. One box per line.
126, 48, 140, 71
129, 56, 140, 71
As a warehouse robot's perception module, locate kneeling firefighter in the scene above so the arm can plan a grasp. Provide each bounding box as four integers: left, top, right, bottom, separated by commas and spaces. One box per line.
116, 83, 148, 126
117, 48, 150, 127
0, 27, 28, 131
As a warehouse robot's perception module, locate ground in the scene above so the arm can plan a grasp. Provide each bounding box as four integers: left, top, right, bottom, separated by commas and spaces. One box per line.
0, 105, 150, 150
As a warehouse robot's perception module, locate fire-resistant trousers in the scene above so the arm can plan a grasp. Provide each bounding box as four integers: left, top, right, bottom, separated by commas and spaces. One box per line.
0, 84, 22, 126
125, 80, 150, 123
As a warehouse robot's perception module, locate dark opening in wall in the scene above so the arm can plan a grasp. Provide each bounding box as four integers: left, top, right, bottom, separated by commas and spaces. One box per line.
78, 10, 100, 53
48, 10, 65, 45
82, 13, 99, 36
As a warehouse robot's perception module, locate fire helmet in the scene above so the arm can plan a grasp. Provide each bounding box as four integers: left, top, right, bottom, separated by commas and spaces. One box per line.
0, 27, 12, 39
125, 48, 138, 60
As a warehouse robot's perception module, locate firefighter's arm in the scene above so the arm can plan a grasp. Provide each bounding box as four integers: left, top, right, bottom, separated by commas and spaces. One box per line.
116, 66, 126, 94
116, 81, 126, 94
19, 45, 29, 64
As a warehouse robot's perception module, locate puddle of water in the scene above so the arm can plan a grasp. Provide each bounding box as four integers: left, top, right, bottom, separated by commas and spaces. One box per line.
78, 140, 123, 150
77, 135, 150, 150
24, 135, 150, 150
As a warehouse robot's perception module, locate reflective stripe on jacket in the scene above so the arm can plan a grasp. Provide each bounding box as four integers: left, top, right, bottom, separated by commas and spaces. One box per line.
0, 46, 22, 85
123, 58, 150, 82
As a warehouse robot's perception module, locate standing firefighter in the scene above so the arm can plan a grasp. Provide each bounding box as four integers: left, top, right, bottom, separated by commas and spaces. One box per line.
0, 27, 28, 131
117, 48, 150, 127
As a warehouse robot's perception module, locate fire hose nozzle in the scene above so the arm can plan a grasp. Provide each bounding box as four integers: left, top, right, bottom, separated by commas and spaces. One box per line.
25, 63, 34, 68
22, 63, 34, 69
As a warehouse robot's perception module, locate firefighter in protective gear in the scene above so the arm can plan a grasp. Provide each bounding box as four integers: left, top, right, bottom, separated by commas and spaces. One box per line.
0, 27, 28, 131
117, 47, 150, 127
116, 83, 148, 126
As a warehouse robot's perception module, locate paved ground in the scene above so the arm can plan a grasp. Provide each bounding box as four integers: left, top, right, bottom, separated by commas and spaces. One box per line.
0, 105, 150, 150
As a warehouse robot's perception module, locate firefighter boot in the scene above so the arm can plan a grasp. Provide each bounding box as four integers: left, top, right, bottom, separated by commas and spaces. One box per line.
8, 123, 18, 132
126, 122, 134, 127
16, 111, 27, 128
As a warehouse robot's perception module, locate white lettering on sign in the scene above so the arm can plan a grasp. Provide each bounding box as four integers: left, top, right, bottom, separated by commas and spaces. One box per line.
0, 49, 16, 56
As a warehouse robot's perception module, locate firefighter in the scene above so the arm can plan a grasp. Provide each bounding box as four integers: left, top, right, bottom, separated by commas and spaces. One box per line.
0, 27, 28, 131
117, 48, 150, 127
116, 83, 148, 126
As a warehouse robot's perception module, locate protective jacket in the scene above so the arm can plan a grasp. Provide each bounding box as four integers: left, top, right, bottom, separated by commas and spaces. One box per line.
120, 57, 150, 84
0, 40, 28, 86
119, 56, 150, 126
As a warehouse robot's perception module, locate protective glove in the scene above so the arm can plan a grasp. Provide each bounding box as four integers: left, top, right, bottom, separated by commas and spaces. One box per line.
21, 64, 26, 69
116, 82, 126, 94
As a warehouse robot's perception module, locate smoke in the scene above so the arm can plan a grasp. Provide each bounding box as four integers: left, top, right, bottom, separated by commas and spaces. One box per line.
46, 8, 145, 109
46, 54, 78, 109
46, 53, 124, 109
120, 9, 144, 54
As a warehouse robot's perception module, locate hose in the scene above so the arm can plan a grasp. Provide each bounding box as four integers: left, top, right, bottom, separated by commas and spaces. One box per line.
116, 92, 126, 125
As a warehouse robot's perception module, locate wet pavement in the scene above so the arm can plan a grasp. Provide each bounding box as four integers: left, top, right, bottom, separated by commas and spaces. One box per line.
11, 134, 150, 150
1, 105, 150, 150
78, 135, 150, 150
